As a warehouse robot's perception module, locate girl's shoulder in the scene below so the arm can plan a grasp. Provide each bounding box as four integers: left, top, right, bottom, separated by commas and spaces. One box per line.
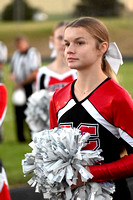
37, 66, 48, 75
54, 81, 73, 97
109, 79, 132, 98
52, 81, 74, 110
104, 78, 133, 106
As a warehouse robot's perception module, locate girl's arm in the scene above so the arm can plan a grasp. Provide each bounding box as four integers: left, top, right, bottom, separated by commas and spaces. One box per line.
71, 153, 133, 189
88, 153, 133, 182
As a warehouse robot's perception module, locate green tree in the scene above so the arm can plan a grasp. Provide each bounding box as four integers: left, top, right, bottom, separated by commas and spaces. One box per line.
1, 0, 40, 21
74, 0, 125, 17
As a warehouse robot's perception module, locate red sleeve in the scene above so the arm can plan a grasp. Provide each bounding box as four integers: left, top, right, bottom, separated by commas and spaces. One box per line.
89, 154, 133, 182
113, 89, 133, 139
0, 84, 7, 126
49, 93, 58, 129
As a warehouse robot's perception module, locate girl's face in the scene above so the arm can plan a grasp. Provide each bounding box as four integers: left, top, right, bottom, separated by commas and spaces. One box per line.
16, 40, 29, 52
51, 25, 66, 56
64, 27, 105, 71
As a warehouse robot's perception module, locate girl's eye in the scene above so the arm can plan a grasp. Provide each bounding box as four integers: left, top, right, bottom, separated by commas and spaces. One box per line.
77, 41, 84, 45
57, 36, 63, 41
65, 42, 70, 47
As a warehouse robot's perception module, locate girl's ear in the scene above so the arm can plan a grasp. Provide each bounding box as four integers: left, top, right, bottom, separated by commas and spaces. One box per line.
99, 42, 108, 55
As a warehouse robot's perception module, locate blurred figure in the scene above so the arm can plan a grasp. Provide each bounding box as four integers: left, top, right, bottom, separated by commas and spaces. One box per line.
0, 41, 8, 83
36, 21, 77, 92
9, 36, 41, 142
0, 41, 8, 141
0, 83, 11, 200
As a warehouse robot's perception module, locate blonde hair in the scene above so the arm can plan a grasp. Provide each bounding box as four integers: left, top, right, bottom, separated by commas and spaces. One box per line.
66, 17, 118, 82
52, 21, 69, 35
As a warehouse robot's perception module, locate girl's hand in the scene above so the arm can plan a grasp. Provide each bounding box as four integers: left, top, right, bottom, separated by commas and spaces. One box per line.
71, 166, 90, 190
71, 172, 84, 190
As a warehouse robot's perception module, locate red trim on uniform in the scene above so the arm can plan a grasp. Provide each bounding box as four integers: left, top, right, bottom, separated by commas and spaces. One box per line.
49, 82, 73, 129
36, 66, 77, 91
0, 183, 11, 200
89, 79, 133, 138
48, 75, 74, 86
89, 154, 133, 182
0, 84, 7, 121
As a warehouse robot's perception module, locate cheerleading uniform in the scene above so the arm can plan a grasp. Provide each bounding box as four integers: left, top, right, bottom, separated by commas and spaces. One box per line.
0, 160, 11, 200
36, 66, 77, 92
0, 84, 7, 126
49, 77, 133, 200
0, 84, 11, 200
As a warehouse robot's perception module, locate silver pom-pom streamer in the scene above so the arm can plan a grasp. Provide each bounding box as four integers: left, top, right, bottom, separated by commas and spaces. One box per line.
22, 127, 115, 200
25, 89, 53, 134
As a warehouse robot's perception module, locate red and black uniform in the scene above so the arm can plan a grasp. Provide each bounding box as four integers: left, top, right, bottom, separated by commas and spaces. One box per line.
36, 66, 77, 92
49, 78, 133, 200
0, 84, 7, 126
0, 160, 11, 200
0, 84, 11, 200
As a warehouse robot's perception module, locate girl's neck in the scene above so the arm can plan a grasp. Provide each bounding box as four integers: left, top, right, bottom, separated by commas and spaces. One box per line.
48, 54, 70, 74
74, 66, 107, 101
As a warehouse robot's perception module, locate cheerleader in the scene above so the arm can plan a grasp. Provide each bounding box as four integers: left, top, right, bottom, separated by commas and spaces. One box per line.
0, 84, 11, 200
49, 17, 133, 200
36, 21, 77, 92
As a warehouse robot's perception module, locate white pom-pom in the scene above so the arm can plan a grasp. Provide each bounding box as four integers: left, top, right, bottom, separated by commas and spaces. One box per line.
25, 89, 52, 134
22, 127, 115, 199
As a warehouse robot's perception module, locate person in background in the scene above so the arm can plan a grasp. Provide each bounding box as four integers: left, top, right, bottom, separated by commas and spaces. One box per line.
49, 17, 133, 200
0, 83, 11, 200
0, 41, 8, 141
9, 36, 41, 142
36, 21, 77, 92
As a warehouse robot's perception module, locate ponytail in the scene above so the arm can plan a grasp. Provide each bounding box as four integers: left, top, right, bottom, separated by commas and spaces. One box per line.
102, 58, 118, 82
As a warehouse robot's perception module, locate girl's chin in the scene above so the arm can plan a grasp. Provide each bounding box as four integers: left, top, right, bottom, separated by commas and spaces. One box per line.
69, 65, 78, 70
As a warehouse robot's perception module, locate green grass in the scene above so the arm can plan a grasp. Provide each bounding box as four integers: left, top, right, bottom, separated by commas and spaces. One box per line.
0, 17, 133, 58
118, 61, 133, 96
0, 61, 133, 187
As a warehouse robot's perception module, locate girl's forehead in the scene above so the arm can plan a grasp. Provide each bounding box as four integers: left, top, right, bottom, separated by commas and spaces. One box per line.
64, 27, 91, 39
54, 26, 66, 35
65, 26, 89, 35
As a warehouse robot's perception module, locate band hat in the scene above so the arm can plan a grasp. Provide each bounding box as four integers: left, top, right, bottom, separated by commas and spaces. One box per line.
105, 42, 123, 74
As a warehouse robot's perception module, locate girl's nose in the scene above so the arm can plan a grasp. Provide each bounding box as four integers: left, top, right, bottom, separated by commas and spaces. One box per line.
66, 44, 75, 54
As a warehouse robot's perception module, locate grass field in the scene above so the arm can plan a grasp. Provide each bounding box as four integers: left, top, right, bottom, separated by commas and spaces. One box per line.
0, 60, 132, 187
0, 17, 133, 58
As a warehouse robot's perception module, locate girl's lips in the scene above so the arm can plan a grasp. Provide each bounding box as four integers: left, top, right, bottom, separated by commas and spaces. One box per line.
67, 57, 78, 62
